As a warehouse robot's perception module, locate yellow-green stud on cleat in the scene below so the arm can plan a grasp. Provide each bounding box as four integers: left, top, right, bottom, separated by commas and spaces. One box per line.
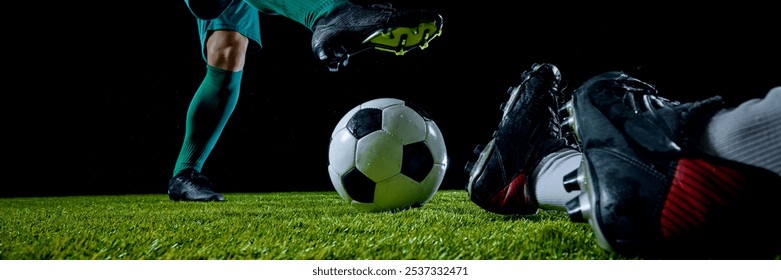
365, 21, 443, 55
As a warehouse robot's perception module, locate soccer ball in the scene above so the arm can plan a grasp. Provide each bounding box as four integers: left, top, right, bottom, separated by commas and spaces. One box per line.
327, 98, 448, 212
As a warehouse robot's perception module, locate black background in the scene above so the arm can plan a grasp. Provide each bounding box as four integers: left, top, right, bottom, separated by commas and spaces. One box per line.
6, 1, 779, 197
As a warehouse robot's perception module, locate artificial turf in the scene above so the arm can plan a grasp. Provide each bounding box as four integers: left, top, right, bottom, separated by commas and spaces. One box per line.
1, 190, 628, 260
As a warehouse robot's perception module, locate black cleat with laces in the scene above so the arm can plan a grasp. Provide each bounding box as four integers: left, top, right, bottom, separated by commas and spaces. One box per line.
311, 3, 443, 72
168, 168, 226, 202
560, 72, 781, 258
464, 63, 572, 215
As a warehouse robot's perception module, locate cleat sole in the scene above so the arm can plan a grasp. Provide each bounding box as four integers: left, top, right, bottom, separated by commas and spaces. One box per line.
363, 21, 443, 55
562, 97, 612, 252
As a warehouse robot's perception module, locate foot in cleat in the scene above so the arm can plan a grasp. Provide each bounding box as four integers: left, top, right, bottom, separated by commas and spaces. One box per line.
463, 63, 571, 215
168, 168, 226, 202
311, 3, 443, 72
560, 71, 781, 258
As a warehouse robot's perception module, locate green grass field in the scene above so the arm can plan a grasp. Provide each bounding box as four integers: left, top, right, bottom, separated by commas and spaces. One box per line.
1, 190, 628, 260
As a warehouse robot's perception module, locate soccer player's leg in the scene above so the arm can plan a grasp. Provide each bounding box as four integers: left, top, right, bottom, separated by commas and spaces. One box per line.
170, 1, 261, 202
243, 0, 443, 72
561, 73, 781, 258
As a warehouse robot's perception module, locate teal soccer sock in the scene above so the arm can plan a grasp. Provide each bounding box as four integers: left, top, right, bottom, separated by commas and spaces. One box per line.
173, 65, 242, 175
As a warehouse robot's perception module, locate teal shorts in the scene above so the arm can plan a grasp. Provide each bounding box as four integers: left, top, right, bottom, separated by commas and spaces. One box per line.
194, 0, 262, 62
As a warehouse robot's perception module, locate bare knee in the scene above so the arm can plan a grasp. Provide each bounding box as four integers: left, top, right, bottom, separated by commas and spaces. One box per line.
206, 30, 249, 71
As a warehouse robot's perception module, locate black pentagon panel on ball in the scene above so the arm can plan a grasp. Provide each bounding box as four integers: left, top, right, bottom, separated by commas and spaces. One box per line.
342, 168, 376, 203
347, 108, 383, 139
401, 141, 434, 182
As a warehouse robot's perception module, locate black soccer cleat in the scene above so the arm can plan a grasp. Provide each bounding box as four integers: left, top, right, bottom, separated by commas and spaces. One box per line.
168, 168, 226, 202
464, 63, 572, 215
311, 3, 443, 72
561, 71, 781, 258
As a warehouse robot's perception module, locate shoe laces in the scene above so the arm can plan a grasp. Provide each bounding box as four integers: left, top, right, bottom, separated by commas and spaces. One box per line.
622, 86, 686, 152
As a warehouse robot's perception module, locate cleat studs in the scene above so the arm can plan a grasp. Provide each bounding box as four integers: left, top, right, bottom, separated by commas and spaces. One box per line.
561, 116, 580, 141
420, 31, 431, 48
565, 195, 585, 223
562, 168, 581, 192
561, 117, 574, 133
564, 132, 578, 146
566, 193, 592, 223
464, 161, 474, 174
473, 145, 484, 155
564, 100, 574, 115
558, 102, 570, 116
